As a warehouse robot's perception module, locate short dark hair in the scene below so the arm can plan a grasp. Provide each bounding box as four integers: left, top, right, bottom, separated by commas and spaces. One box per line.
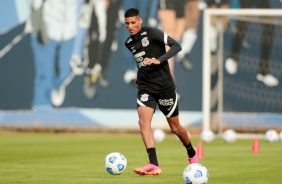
124, 8, 140, 18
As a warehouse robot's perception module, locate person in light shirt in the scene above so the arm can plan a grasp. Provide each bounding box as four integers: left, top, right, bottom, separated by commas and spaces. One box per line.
29, 0, 80, 108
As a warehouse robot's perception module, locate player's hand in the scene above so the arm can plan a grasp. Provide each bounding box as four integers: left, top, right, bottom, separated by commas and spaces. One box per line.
143, 58, 160, 66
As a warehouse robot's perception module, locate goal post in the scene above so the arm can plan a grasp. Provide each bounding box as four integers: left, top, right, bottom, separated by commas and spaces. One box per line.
202, 9, 282, 133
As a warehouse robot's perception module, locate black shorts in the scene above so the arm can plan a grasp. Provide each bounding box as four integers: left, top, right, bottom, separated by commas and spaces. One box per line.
158, 0, 185, 18
137, 89, 179, 118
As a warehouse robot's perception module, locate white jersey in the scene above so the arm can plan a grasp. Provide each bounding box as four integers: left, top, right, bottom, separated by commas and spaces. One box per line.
31, 0, 79, 41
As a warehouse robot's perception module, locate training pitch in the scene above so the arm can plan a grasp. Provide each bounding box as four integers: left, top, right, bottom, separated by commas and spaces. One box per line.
1, 132, 282, 184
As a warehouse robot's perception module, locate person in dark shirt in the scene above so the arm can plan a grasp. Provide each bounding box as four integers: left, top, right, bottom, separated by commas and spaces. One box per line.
124, 8, 198, 176
225, 0, 278, 87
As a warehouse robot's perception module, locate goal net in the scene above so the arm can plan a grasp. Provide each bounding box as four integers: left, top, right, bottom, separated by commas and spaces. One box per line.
202, 9, 282, 133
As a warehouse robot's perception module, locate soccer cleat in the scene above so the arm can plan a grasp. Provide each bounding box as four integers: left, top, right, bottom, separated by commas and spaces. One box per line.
256, 73, 279, 87
50, 86, 66, 107
134, 163, 162, 176
98, 73, 109, 88
123, 69, 137, 84
225, 58, 237, 75
176, 53, 193, 71
70, 55, 85, 75
180, 56, 193, 71
188, 154, 199, 164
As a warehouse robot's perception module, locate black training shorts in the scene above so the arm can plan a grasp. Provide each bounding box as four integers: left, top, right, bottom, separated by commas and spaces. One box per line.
137, 89, 179, 118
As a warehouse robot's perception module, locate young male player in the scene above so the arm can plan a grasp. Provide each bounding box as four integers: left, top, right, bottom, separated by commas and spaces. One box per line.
124, 8, 198, 176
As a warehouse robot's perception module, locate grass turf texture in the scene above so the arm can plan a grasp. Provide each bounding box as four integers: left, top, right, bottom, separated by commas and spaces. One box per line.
1, 132, 282, 184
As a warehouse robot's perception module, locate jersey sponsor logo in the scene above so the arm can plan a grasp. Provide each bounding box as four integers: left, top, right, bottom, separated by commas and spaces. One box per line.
141, 37, 149, 47
134, 51, 145, 58
141, 31, 147, 35
140, 93, 149, 102
134, 51, 146, 68
159, 98, 174, 107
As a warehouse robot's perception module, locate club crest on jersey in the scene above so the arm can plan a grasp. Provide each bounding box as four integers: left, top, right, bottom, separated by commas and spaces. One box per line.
141, 37, 149, 47
140, 93, 149, 102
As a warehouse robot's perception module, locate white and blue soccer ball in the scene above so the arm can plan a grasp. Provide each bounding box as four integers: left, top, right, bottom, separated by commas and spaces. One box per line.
223, 129, 237, 143
200, 129, 214, 143
265, 130, 279, 143
104, 152, 127, 175
153, 129, 166, 142
183, 163, 209, 184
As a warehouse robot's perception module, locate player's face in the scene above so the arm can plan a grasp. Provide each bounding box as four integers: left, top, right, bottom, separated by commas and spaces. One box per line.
125, 15, 142, 35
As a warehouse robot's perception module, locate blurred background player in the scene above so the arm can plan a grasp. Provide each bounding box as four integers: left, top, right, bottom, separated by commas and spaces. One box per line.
225, 0, 279, 87
158, 0, 200, 100
205, 0, 230, 55
30, 0, 80, 109
158, 0, 187, 78
85, 0, 110, 92
70, 0, 123, 100
176, 0, 200, 71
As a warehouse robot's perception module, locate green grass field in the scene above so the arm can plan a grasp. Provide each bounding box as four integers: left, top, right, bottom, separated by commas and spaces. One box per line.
1, 132, 282, 184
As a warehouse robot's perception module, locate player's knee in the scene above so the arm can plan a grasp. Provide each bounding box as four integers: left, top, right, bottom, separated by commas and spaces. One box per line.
170, 126, 179, 135
138, 119, 150, 128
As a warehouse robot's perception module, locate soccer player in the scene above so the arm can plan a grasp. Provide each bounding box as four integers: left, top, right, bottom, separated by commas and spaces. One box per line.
177, 0, 200, 71
205, 0, 230, 54
158, 0, 187, 77
124, 8, 198, 176
225, 0, 278, 87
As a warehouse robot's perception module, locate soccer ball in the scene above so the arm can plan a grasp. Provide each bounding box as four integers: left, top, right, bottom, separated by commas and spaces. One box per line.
265, 130, 279, 143
183, 163, 209, 184
200, 130, 214, 142
153, 129, 166, 142
223, 129, 237, 143
104, 152, 127, 175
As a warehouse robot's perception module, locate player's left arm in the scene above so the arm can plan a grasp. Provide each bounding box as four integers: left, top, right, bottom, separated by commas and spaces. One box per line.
144, 28, 182, 65
151, 28, 182, 62
143, 28, 182, 66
